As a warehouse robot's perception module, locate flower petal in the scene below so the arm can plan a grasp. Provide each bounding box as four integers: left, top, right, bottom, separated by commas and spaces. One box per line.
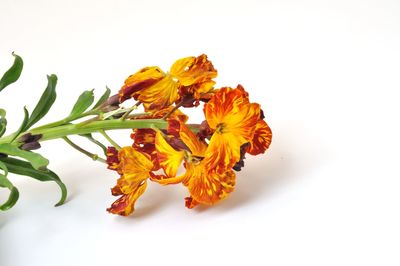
170, 54, 217, 87
155, 131, 184, 178
118, 147, 153, 184
247, 119, 272, 155
167, 119, 207, 157
186, 163, 236, 206
150, 172, 185, 185
138, 75, 179, 111
107, 181, 147, 216
204, 132, 243, 174
119, 66, 164, 102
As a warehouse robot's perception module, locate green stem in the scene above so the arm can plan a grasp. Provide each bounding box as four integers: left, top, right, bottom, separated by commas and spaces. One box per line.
62, 137, 106, 163
99, 130, 121, 149
0, 118, 199, 145
31, 119, 167, 142
32, 109, 100, 131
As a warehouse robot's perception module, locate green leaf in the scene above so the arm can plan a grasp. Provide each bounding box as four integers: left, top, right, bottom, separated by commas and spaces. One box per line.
0, 161, 20, 211
25, 74, 57, 129
0, 143, 49, 170
0, 108, 7, 137
92, 87, 111, 109
9, 107, 29, 141
0, 157, 67, 206
69, 89, 95, 119
0, 52, 23, 92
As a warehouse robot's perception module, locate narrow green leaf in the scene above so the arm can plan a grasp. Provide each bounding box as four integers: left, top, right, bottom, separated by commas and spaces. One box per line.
0, 157, 67, 206
0, 52, 23, 92
0, 108, 6, 137
0, 161, 20, 211
25, 74, 57, 129
92, 87, 111, 109
9, 107, 29, 141
69, 89, 95, 119
0, 143, 49, 170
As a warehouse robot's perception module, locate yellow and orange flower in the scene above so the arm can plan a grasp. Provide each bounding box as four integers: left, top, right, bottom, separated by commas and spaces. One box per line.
153, 120, 236, 208
105, 55, 272, 216
119, 54, 217, 111
203, 85, 261, 174
130, 105, 189, 170
106, 146, 153, 216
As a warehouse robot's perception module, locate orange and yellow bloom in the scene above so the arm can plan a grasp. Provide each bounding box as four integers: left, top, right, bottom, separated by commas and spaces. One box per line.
119, 54, 217, 111
106, 54, 272, 216
106, 146, 153, 216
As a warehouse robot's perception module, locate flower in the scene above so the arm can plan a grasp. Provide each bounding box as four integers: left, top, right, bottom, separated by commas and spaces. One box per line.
118, 54, 217, 111
106, 146, 153, 216
203, 85, 261, 174
105, 55, 272, 215
130, 106, 188, 170
153, 120, 236, 207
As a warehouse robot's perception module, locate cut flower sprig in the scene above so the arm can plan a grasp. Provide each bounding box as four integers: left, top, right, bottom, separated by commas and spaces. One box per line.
0, 53, 272, 215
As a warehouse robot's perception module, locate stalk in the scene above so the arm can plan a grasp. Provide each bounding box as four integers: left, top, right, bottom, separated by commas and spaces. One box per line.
0, 119, 168, 144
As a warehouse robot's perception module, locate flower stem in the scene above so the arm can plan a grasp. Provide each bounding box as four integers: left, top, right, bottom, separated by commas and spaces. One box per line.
99, 130, 121, 149
62, 136, 106, 163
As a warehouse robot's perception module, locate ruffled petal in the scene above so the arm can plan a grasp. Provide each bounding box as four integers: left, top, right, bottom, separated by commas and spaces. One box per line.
139, 75, 179, 111
106, 146, 120, 171
107, 181, 147, 216
119, 66, 164, 102
118, 147, 153, 184
170, 54, 217, 86
204, 132, 243, 174
186, 163, 236, 206
247, 119, 272, 155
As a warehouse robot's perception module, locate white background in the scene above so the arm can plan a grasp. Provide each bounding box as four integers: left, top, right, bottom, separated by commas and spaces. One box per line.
1, 0, 400, 265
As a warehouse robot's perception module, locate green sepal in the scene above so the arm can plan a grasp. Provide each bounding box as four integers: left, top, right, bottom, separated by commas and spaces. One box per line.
0, 161, 20, 211
25, 74, 57, 129
92, 87, 111, 110
0, 143, 49, 170
0, 52, 23, 92
0, 157, 67, 206
0, 109, 7, 137
69, 89, 95, 119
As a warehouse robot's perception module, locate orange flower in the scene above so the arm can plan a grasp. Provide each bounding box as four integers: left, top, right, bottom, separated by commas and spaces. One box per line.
153, 120, 236, 207
119, 54, 217, 111
170, 54, 217, 106
130, 106, 188, 170
106, 146, 153, 216
203, 85, 261, 174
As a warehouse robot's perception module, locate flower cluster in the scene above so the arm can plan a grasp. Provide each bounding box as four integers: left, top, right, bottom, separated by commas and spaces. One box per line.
106, 54, 272, 216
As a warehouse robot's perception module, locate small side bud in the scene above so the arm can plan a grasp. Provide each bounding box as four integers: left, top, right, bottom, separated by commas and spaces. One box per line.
18, 133, 33, 143
20, 141, 41, 151
105, 94, 120, 107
